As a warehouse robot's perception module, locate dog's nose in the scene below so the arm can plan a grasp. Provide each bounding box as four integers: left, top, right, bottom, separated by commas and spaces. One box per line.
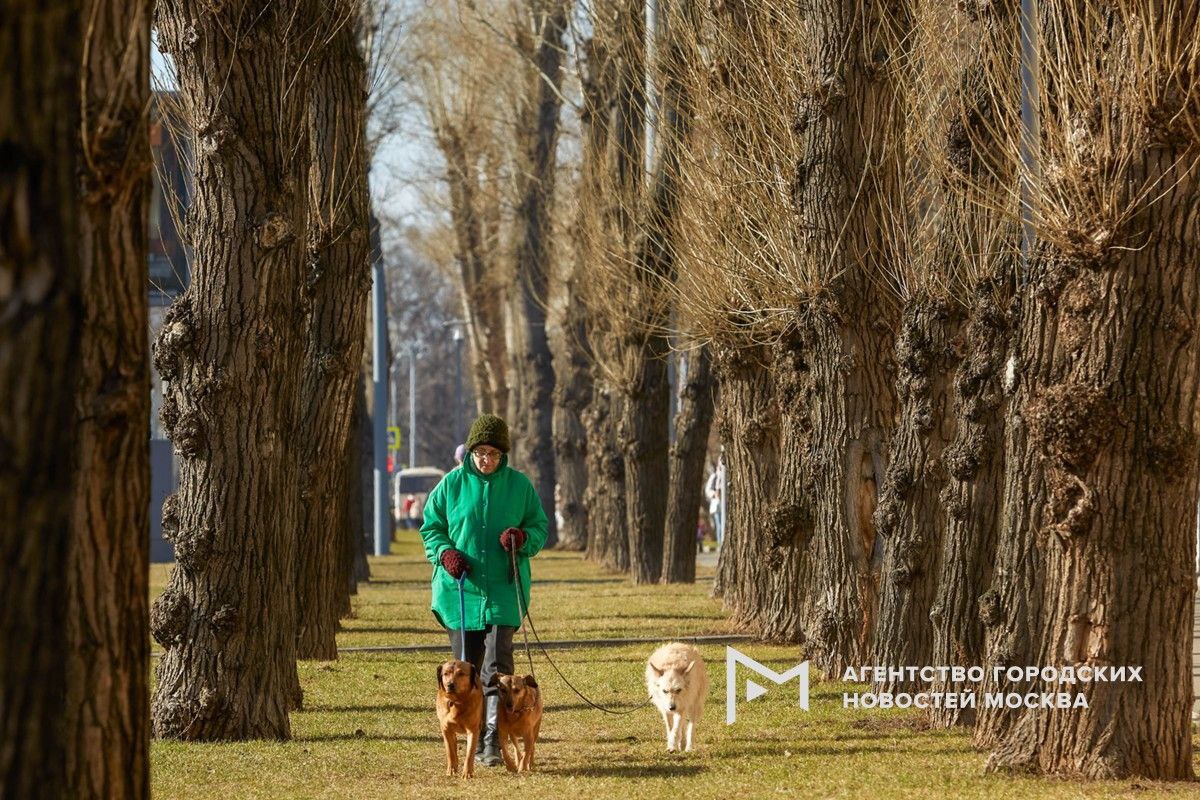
447, 682, 455, 691
668, 703, 676, 711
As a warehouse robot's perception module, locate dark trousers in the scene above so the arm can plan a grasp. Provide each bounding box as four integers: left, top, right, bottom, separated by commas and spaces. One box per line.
448, 625, 515, 698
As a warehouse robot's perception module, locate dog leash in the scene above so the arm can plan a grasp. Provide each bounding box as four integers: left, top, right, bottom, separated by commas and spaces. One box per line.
456, 574, 467, 661
508, 547, 653, 716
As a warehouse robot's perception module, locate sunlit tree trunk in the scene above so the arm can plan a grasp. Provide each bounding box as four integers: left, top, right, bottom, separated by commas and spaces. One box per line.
984, 4, 1199, 778
663, 346, 715, 583
150, 0, 330, 740
65, 0, 152, 793
296, 3, 372, 661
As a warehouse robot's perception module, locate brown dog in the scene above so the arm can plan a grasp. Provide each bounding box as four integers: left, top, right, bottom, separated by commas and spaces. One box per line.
436, 660, 483, 778
490, 673, 543, 773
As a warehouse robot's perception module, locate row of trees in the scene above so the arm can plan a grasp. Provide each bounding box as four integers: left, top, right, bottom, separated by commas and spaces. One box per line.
3, 0, 388, 794
407, 0, 1200, 782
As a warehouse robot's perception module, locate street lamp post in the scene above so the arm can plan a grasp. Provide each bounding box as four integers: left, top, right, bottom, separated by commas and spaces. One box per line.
408, 344, 417, 470
371, 250, 389, 557
453, 326, 463, 440
443, 320, 465, 442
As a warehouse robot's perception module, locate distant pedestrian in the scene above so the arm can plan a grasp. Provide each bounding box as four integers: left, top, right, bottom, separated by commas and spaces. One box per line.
705, 453, 725, 548
403, 493, 418, 530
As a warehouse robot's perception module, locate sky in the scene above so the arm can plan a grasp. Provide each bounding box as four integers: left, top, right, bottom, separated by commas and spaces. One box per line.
150, 27, 434, 236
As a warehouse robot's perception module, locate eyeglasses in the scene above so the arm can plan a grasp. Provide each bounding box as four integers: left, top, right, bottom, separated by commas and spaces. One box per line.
472, 448, 502, 462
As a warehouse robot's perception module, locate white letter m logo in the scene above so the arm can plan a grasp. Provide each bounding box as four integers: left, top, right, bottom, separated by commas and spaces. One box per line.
725, 646, 810, 724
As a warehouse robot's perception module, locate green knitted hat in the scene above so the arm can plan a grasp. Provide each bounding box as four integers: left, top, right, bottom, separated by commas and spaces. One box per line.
465, 413, 510, 453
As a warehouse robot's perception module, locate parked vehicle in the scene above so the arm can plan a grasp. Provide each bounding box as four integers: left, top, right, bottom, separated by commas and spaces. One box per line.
393, 466, 446, 528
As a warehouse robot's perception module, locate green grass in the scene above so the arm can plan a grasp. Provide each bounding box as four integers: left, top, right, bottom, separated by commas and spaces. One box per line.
150, 534, 1200, 799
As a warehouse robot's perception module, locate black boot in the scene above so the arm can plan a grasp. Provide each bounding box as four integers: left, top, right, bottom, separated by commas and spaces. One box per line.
475, 694, 502, 766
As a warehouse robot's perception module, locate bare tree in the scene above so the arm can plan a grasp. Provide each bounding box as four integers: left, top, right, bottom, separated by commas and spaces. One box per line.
0, 2, 84, 795
663, 345, 715, 583
506, 0, 568, 546
151, 0, 335, 740
65, 0, 152, 794
295, 1, 374, 661
980, 1, 1200, 779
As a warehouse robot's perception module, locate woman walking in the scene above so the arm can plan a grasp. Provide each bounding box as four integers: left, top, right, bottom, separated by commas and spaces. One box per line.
419, 413, 549, 766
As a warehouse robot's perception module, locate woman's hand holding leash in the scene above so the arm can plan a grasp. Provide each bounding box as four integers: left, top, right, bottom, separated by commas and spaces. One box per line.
440, 548, 469, 579
499, 527, 526, 552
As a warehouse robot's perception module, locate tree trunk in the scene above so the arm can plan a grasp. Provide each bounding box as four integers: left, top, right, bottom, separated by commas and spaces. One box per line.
927, 281, 1011, 727
65, 0, 151, 794
920, 0, 1019, 728
663, 346, 715, 583
295, 9, 372, 661
435, 121, 508, 422
984, 5, 1199, 778
620, 349, 670, 583
616, 0, 697, 585
786, 0, 903, 678
508, 0, 566, 549
150, 1, 328, 740
550, 300, 591, 551
712, 346, 780, 627
759, 333, 818, 642
583, 373, 628, 572
0, 2, 83, 795
871, 298, 960, 692
348, 374, 371, 588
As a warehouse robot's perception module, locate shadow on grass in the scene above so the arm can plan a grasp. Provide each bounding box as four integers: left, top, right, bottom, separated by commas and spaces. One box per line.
302, 703, 431, 714
532, 578, 628, 585
300, 732, 441, 743
337, 625, 435, 635
539, 762, 708, 778
716, 741, 974, 758
543, 701, 648, 712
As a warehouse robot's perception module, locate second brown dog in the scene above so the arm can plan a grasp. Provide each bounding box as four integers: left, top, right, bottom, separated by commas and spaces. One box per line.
436, 659, 483, 778
490, 672, 543, 773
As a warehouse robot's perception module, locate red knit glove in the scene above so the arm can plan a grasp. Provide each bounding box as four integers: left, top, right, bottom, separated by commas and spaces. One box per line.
500, 527, 527, 552
440, 549, 469, 578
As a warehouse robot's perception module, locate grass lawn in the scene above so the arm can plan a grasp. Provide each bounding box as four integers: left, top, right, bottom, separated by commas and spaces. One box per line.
149, 533, 1200, 799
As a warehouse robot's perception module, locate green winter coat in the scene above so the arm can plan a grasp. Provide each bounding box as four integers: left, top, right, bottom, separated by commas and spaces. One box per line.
419, 453, 548, 630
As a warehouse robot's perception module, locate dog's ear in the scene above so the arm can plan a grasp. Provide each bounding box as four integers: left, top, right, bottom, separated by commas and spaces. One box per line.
437, 663, 445, 691
684, 660, 696, 674
648, 662, 663, 678
470, 663, 479, 689
523, 674, 538, 689
486, 672, 500, 688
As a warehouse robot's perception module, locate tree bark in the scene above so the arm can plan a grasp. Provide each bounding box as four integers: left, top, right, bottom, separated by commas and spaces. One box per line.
0, 2, 83, 795
712, 346, 780, 628
786, 0, 903, 678
583, 372, 628, 572
926, 281, 1011, 727
663, 346, 715, 583
348, 373, 371, 588
550, 298, 591, 551
434, 122, 509, 421
984, 5, 1200, 778
64, 0, 151, 794
150, 1, 329, 740
508, 0, 567, 547
295, 7, 372, 661
871, 298, 960, 692
921, 0, 1020, 728
615, 0, 696, 584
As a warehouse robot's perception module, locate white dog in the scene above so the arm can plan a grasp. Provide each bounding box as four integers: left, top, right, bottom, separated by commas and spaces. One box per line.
645, 642, 709, 752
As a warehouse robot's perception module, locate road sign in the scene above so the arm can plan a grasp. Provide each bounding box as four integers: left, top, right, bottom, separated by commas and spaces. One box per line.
387, 426, 401, 451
